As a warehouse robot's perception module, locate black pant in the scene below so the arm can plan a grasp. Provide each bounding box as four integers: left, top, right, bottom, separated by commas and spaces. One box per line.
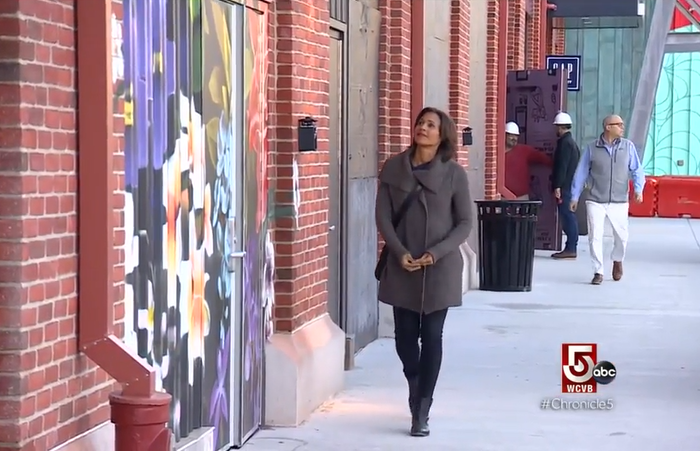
393, 306, 448, 399
558, 190, 579, 251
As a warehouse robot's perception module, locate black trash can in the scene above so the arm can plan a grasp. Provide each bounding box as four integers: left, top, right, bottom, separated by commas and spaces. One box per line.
476, 200, 542, 292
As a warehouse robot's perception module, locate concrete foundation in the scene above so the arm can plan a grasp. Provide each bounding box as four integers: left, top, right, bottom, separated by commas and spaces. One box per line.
175, 428, 214, 451
50, 422, 114, 451
263, 314, 346, 426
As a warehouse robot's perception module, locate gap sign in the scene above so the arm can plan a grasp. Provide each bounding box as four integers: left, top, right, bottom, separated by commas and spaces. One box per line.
546, 55, 581, 91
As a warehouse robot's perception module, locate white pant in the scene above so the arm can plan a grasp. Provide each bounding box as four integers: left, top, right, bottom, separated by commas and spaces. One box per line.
585, 201, 629, 275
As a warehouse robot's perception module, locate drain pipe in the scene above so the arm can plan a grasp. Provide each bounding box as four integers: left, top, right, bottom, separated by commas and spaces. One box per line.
76, 1, 171, 450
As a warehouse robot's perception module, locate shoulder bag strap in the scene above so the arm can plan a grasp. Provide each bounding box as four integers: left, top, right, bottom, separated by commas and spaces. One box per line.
391, 184, 422, 228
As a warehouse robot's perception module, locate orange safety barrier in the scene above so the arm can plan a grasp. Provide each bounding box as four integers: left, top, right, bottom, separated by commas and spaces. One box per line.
656, 176, 700, 219
628, 177, 658, 217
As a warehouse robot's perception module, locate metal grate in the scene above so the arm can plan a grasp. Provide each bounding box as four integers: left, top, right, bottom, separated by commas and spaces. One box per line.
329, 0, 348, 22
550, 0, 638, 18
552, 16, 643, 29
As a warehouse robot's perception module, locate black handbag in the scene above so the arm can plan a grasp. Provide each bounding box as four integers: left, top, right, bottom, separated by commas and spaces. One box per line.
374, 185, 422, 281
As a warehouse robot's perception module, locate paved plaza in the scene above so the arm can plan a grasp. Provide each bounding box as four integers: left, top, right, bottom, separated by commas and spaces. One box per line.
245, 218, 700, 451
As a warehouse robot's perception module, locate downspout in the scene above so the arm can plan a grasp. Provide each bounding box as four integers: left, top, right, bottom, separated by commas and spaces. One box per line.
76, 1, 171, 450
411, 0, 425, 121
497, 0, 514, 199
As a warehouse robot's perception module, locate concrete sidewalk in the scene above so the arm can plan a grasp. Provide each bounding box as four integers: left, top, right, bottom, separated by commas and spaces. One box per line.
245, 218, 700, 451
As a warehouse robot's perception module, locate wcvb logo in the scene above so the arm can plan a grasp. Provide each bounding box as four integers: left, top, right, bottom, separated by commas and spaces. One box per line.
561, 343, 617, 394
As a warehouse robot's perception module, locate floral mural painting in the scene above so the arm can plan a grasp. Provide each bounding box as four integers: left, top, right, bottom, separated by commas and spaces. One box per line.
116, 0, 271, 448
116, 0, 252, 448
200, 1, 239, 447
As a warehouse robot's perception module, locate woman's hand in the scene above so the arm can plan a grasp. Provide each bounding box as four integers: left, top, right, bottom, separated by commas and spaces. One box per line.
415, 252, 434, 266
401, 254, 422, 272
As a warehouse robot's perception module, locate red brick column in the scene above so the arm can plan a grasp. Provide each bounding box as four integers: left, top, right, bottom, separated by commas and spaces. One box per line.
378, 0, 414, 167
0, 0, 116, 449
552, 21, 566, 54
269, 0, 331, 332
376, 0, 417, 256
507, 0, 527, 70
484, 0, 502, 199
449, 0, 471, 168
526, 0, 543, 68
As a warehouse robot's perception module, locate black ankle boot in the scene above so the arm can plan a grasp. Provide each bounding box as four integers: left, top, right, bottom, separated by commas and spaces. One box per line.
410, 398, 432, 437
407, 377, 419, 417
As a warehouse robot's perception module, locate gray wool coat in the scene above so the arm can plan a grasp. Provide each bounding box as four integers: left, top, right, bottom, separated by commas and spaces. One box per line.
375, 149, 474, 314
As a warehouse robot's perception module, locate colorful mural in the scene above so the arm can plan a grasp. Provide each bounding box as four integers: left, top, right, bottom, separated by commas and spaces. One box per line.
114, 0, 271, 448
644, 7, 700, 176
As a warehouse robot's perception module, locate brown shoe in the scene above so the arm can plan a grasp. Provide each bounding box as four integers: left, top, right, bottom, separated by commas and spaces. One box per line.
551, 250, 577, 259
612, 261, 623, 281
591, 274, 603, 285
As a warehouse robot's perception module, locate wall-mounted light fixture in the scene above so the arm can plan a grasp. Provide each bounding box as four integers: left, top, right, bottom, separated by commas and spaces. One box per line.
298, 116, 318, 152
462, 127, 473, 146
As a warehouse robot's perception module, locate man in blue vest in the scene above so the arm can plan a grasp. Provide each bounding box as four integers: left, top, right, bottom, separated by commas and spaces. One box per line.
569, 114, 645, 285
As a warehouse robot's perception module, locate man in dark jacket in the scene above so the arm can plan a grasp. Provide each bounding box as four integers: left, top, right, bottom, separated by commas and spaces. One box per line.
551, 112, 580, 259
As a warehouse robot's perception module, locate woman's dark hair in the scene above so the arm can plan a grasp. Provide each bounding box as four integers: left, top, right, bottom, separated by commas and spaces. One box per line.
410, 107, 459, 162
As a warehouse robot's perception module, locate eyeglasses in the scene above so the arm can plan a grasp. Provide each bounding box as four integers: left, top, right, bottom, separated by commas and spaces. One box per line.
606, 122, 624, 127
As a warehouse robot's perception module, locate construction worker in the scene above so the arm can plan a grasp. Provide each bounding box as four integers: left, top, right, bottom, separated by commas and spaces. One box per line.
551, 112, 581, 259
504, 121, 552, 200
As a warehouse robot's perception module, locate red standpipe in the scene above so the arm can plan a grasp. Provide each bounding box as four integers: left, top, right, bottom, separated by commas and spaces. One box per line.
76, 1, 171, 449
111, 392, 173, 451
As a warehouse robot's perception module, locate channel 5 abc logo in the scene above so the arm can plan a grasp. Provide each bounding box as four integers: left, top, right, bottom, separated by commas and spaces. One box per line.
561, 343, 616, 394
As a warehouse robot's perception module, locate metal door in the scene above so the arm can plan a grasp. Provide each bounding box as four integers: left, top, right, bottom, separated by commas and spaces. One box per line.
505, 69, 566, 251
120, 0, 248, 448
327, 29, 345, 327
235, 3, 270, 447
200, 0, 249, 448
217, 2, 247, 448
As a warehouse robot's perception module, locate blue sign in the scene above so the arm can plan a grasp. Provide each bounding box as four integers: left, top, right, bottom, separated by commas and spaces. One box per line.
546, 55, 581, 91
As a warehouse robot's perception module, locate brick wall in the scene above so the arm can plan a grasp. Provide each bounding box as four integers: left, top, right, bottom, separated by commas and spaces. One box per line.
507, 0, 527, 70
449, 0, 471, 167
0, 0, 114, 449
543, 17, 565, 55
270, 0, 331, 332
111, 0, 126, 345
525, 0, 543, 69
552, 21, 566, 55
378, 0, 413, 167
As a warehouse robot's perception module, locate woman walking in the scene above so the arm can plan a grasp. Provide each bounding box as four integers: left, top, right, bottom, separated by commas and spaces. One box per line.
375, 107, 474, 436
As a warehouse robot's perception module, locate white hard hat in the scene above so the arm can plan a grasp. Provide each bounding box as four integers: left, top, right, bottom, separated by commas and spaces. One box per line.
505, 122, 520, 135
553, 111, 573, 125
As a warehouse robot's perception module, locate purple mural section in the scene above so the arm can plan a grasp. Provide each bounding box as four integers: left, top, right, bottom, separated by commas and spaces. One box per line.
506, 69, 568, 251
